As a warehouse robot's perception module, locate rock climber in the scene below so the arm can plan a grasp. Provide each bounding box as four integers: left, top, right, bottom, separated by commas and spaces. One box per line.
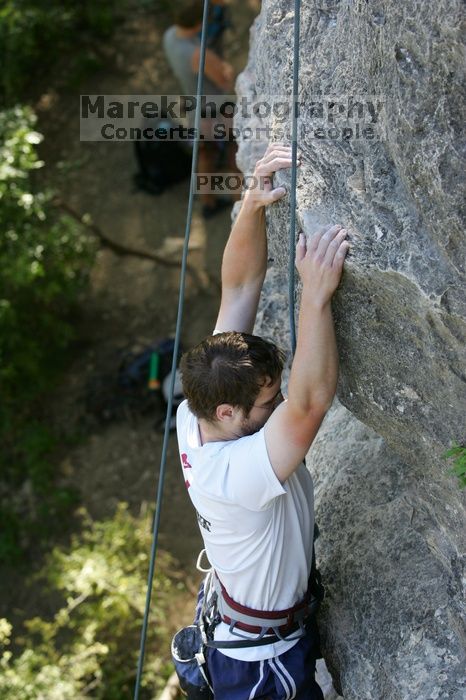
176, 141, 349, 698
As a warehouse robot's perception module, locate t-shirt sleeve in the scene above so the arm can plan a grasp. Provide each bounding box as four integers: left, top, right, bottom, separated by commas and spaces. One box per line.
226, 428, 286, 510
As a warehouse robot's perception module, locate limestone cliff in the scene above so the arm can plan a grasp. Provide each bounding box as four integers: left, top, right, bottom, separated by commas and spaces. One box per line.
236, 1, 466, 698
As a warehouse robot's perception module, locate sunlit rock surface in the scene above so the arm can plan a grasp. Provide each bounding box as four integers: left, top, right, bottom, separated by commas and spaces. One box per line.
239, 2, 466, 698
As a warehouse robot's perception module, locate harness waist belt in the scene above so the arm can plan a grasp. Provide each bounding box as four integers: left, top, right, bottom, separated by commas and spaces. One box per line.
214, 574, 317, 636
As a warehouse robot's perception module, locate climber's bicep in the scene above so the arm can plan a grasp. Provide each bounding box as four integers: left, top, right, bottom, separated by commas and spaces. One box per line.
264, 400, 327, 482
214, 283, 261, 334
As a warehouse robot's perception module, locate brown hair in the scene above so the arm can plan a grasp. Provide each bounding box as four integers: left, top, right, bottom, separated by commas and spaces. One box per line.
180, 332, 285, 421
174, 1, 204, 28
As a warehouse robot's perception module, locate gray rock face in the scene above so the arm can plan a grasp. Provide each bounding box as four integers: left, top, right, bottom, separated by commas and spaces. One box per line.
255, 270, 465, 700
237, 2, 466, 698
237, 0, 466, 469
311, 403, 465, 700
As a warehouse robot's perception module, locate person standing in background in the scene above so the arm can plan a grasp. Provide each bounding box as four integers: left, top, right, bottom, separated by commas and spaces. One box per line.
163, 0, 237, 218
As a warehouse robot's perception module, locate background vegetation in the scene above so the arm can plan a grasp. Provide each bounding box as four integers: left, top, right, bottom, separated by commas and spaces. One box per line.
0, 105, 94, 563
1, 1, 184, 696
0, 505, 183, 698
0, 0, 125, 104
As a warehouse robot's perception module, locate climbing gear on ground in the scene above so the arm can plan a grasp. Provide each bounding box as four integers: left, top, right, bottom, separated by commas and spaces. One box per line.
133, 117, 192, 195
84, 338, 183, 424
118, 338, 181, 391
148, 351, 160, 390
84, 338, 182, 425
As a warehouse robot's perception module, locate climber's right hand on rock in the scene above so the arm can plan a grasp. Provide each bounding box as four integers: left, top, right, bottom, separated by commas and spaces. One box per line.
296, 225, 349, 306
244, 143, 299, 209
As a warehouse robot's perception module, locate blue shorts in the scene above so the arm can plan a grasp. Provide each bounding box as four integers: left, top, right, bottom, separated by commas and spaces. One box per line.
206, 632, 324, 700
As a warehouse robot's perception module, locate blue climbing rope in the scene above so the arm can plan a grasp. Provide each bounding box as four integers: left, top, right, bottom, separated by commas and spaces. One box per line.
288, 0, 301, 354
132, 2, 211, 697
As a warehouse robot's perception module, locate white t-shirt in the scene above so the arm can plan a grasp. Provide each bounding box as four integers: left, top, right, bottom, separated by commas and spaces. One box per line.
176, 399, 315, 661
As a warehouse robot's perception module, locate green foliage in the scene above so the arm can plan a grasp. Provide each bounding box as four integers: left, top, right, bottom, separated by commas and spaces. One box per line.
0, 1, 124, 103
0, 421, 75, 564
0, 106, 93, 411
444, 442, 466, 489
0, 504, 185, 698
0, 106, 94, 562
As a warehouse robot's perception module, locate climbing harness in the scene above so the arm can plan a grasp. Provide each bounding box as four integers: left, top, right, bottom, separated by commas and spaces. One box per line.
211, 573, 320, 645
170, 523, 323, 696
134, 0, 303, 696
197, 521, 324, 652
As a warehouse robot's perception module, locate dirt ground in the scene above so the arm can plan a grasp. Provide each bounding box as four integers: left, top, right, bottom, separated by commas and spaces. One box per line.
4, 0, 261, 631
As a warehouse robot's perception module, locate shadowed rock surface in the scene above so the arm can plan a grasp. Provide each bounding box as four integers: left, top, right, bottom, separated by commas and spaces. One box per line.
238, 2, 466, 698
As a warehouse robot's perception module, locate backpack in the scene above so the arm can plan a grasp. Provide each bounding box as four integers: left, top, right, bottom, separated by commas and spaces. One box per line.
84, 338, 183, 425
133, 118, 192, 195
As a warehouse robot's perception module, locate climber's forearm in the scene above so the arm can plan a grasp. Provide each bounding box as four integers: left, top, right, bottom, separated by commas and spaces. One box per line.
287, 293, 339, 415
221, 143, 294, 292
263, 295, 339, 483
214, 144, 292, 334
220, 194, 267, 292
286, 226, 348, 413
